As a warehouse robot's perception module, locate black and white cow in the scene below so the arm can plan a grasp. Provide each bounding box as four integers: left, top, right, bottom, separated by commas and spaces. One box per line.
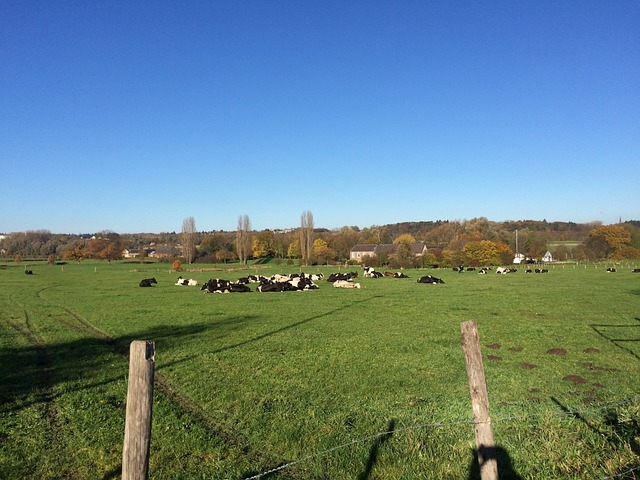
417, 275, 445, 284
327, 272, 358, 283
24, 269, 33, 275
632, 269, 640, 273
256, 274, 319, 292
301, 272, 324, 281
247, 274, 269, 283
384, 271, 409, 278
139, 277, 157, 287
606, 267, 617, 273
201, 278, 251, 293
175, 276, 198, 286
363, 267, 378, 278
495, 267, 516, 274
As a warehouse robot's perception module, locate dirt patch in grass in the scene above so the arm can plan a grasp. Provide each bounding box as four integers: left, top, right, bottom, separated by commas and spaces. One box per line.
508, 346, 523, 352
520, 363, 537, 369
487, 343, 501, 349
547, 348, 567, 356
487, 355, 501, 361
528, 388, 540, 394
563, 374, 587, 384
584, 347, 600, 353
592, 383, 606, 389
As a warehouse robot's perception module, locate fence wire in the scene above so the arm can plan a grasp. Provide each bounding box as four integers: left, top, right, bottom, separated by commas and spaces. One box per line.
231, 393, 640, 480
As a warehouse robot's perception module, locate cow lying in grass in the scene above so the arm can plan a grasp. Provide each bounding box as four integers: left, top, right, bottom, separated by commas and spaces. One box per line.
496, 267, 516, 274
175, 276, 198, 286
201, 279, 251, 293
384, 271, 409, 278
327, 272, 358, 283
333, 279, 361, 289
139, 277, 157, 287
417, 275, 445, 284
257, 276, 319, 292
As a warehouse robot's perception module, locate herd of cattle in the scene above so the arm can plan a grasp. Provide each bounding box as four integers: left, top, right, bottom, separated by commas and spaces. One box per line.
137, 268, 448, 291
137, 264, 640, 291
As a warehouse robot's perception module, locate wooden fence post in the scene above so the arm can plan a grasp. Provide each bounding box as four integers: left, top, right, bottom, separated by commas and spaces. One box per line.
122, 340, 155, 480
461, 320, 498, 480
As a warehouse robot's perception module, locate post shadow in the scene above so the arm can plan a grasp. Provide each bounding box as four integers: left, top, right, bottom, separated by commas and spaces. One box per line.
357, 418, 396, 480
467, 444, 522, 480
552, 396, 640, 459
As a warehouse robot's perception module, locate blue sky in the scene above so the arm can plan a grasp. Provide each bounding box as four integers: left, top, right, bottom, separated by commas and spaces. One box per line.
2, 1, 638, 234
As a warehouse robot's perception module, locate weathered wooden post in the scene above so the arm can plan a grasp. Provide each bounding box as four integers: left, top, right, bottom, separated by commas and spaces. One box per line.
122, 340, 155, 480
461, 320, 498, 480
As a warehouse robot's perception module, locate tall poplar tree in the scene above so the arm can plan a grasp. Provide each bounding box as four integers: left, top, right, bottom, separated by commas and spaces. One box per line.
236, 214, 251, 264
181, 216, 197, 264
300, 210, 314, 266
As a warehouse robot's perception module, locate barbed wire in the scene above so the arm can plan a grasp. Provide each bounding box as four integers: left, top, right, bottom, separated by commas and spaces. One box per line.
602, 465, 640, 479
231, 393, 640, 480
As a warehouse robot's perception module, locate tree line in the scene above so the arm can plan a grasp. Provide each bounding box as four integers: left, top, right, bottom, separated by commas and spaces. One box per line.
2, 217, 639, 267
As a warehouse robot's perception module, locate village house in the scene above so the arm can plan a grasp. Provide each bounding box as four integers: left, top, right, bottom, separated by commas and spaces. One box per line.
122, 249, 141, 259
148, 245, 181, 259
349, 242, 428, 262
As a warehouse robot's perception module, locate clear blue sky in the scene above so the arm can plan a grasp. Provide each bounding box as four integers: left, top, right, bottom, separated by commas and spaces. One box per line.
2, 1, 638, 234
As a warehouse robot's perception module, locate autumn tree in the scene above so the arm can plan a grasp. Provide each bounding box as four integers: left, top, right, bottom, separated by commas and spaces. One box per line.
86, 231, 124, 262
200, 233, 233, 260
251, 230, 274, 259
393, 233, 416, 246
582, 235, 611, 260
611, 246, 640, 260
103, 238, 125, 262
181, 216, 197, 264
463, 240, 512, 266
271, 231, 292, 259
329, 226, 360, 261
312, 238, 336, 265
388, 233, 414, 268
62, 241, 86, 263
287, 237, 301, 259
236, 214, 252, 264
300, 210, 314, 266
589, 225, 632, 254
215, 248, 236, 264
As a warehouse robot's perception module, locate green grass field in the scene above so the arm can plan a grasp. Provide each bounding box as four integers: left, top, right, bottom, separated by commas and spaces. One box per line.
1, 260, 639, 479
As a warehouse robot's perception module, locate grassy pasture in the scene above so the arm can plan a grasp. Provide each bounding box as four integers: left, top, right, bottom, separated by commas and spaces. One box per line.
0, 260, 639, 479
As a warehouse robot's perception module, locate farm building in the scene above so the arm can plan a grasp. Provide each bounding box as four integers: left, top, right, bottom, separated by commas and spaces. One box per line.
513, 253, 525, 264
350, 242, 427, 262
542, 250, 553, 263
148, 245, 181, 259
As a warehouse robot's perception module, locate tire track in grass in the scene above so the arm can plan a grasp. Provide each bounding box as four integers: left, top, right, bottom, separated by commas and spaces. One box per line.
34, 289, 271, 467
2, 295, 66, 467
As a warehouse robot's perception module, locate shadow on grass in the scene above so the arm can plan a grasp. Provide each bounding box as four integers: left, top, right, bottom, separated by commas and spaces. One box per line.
357, 418, 396, 480
552, 396, 640, 462
210, 296, 382, 356
1, 295, 381, 478
467, 444, 522, 480
0, 320, 230, 414
590, 317, 640, 362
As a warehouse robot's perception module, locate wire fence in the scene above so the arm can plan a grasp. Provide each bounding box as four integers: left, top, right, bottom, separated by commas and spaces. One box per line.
232, 394, 640, 480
